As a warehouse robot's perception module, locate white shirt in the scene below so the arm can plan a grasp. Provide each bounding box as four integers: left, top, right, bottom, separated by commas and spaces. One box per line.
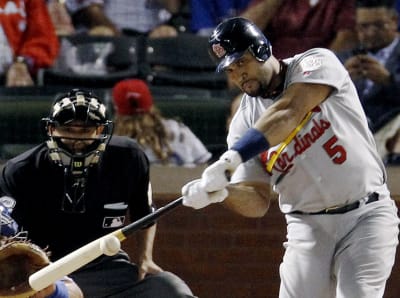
141, 118, 212, 167
0, 26, 12, 73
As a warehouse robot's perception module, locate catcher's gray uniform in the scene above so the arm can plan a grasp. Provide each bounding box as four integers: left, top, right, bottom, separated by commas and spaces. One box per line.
228, 48, 400, 298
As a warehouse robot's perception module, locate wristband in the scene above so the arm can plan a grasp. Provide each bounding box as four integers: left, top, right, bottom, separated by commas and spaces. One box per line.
48, 280, 69, 298
231, 128, 270, 162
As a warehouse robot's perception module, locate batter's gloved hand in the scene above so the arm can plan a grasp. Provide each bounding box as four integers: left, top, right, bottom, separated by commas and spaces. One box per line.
200, 150, 242, 192
182, 179, 228, 209
0, 201, 18, 237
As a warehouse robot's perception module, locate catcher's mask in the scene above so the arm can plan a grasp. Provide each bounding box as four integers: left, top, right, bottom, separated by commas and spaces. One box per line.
42, 89, 113, 213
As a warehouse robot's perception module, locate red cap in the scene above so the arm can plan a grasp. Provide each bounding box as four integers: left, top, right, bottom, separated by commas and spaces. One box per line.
112, 79, 153, 115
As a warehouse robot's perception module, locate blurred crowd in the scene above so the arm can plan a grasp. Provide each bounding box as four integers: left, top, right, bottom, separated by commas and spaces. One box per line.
0, 0, 399, 165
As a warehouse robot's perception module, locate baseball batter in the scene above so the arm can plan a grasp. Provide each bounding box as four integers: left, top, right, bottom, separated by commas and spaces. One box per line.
181, 17, 400, 298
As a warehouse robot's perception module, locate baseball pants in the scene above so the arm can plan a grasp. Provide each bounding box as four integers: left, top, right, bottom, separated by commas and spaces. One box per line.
279, 196, 399, 298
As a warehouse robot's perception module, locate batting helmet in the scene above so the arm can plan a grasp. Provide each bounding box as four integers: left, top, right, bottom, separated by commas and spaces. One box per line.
209, 17, 272, 72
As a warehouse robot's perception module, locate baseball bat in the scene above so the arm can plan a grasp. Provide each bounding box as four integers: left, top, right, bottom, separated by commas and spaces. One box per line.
28, 196, 183, 291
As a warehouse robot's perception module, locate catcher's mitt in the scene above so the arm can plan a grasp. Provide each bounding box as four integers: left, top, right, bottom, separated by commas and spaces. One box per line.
0, 236, 50, 298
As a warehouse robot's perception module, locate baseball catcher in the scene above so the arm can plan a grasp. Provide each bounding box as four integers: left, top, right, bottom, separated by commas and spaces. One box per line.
0, 199, 82, 298
0, 236, 50, 298
0, 200, 43, 298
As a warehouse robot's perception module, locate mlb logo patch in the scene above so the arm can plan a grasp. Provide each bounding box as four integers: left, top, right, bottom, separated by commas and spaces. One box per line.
103, 216, 125, 228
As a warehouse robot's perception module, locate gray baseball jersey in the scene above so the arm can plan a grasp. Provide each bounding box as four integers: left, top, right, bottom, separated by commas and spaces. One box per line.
228, 48, 388, 213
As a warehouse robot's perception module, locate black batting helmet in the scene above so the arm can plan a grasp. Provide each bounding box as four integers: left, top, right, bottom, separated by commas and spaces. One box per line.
209, 17, 272, 72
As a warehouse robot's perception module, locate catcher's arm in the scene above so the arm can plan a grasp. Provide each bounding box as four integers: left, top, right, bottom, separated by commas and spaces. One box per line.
0, 202, 83, 298
0, 237, 83, 298
28, 277, 83, 298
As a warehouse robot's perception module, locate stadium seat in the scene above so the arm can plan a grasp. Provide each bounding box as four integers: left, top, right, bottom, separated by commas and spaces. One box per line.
37, 34, 146, 88
143, 33, 228, 90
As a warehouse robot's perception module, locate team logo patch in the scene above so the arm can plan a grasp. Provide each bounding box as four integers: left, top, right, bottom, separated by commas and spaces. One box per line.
300, 55, 323, 76
0, 196, 16, 209
212, 43, 226, 58
103, 216, 125, 228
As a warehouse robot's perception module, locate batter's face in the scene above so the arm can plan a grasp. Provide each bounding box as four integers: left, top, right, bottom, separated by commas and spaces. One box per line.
356, 7, 398, 51
224, 51, 275, 97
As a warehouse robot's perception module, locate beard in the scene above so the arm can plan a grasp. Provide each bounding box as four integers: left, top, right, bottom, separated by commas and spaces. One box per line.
247, 82, 270, 98
242, 79, 267, 97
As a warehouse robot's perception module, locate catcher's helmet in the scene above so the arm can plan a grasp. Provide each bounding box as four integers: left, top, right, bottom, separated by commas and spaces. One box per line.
47, 89, 108, 127
43, 89, 114, 213
209, 17, 272, 72
43, 89, 113, 155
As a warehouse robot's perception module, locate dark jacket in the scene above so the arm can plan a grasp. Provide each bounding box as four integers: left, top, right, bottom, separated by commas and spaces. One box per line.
336, 40, 400, 132
0, 136, 151, 260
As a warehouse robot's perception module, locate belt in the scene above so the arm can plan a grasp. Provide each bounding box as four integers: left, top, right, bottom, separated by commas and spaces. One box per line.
291, 192, 379, 215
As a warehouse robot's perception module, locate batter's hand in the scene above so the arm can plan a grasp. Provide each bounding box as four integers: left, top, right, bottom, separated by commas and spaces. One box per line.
200, 150, 242, 192
182, 179, 228, 209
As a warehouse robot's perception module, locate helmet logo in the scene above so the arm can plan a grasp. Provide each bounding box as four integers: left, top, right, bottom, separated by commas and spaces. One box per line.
212, 43, 227, 58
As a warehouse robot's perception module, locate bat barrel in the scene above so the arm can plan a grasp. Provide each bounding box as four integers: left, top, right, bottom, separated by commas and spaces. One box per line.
29, 239, 104, 291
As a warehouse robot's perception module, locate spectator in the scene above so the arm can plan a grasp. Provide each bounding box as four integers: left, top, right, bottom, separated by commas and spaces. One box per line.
112, 79, 212, 166
47, 0, 76, 36
397, 0, 400, 29
0, 0, 59, 87
65, 0, 184, 37
190, 0, 252, 37
0, 89, 196, 297
241, 0, 358, 59
337, 0, 400, 164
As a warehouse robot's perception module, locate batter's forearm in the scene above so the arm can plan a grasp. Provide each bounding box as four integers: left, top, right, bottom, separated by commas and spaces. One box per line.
253, 83, 332, 146
254, 107, 300, 147
224, 183, 271, 218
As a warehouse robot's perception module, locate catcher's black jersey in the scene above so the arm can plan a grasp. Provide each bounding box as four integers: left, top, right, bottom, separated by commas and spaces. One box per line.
0, 136, 151, 260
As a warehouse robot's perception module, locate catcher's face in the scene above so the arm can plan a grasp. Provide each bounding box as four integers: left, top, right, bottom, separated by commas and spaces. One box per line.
49, 121, 104, 154
224, 51, 275, 97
